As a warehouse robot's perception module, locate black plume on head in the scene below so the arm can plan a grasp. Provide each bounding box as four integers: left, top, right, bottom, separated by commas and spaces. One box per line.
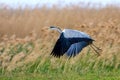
50, 26, 56, 28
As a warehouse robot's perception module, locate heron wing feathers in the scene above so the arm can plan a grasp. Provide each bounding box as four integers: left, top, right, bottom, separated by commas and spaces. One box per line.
51, 34, 71, 57
68, 37, 93, 44
51, 29, 92, 58
66, 41, 88, 57
63, 29, 91, 39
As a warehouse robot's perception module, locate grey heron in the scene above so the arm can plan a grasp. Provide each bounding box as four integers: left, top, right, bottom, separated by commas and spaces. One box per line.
50, 26, 101, 58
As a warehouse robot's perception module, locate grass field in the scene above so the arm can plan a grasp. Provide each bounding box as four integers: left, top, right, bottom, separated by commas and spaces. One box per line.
0, 4, 120, 80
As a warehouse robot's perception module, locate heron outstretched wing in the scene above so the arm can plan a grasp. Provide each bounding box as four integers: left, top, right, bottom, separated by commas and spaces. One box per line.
66, 41, 88, 57
50, 33, 71, 57
63, 29, 91, 39
50, 26, 95, 58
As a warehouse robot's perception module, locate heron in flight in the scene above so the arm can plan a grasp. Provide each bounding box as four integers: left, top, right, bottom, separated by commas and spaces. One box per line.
50, 26, 101, 58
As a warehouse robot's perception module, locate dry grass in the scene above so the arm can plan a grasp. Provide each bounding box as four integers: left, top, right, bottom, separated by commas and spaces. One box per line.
0, 5, 120, 73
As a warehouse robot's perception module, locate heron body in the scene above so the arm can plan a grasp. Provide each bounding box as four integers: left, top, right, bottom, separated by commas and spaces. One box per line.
50, 26, 100, 58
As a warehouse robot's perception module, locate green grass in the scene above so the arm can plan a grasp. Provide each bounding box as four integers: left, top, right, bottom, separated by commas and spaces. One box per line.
0, 54, 120, 80
0, 41, 120, 80
0, 69, 120, 80
8, 42, 34, 55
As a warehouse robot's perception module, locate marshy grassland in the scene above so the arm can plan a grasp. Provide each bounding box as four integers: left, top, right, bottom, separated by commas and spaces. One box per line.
0, 4, 120, 80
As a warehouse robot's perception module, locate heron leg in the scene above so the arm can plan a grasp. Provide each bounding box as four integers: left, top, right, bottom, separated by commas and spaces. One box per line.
92, 43, 102, 51
90, 44, 101, 56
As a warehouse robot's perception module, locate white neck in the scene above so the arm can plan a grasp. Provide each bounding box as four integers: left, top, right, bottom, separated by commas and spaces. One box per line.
51, 28, 62, 33
56, 28, 62, 33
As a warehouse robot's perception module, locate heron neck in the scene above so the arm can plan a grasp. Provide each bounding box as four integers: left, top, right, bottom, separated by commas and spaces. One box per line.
55, 28, 62, 33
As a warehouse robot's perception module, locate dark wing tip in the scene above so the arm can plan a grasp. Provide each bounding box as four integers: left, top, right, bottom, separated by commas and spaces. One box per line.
50, 34, 71, 58
50, 38, 64, 58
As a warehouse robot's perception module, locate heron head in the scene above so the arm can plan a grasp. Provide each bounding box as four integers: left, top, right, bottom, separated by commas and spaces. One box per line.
49, 26, 62, 33
49, 26, 58, 30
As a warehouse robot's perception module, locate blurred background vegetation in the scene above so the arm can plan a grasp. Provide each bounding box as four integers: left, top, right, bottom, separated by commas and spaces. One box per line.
0, 1, 120, 80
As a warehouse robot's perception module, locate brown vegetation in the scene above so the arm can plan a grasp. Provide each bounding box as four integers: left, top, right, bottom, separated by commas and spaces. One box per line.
0, 5, 120, 71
